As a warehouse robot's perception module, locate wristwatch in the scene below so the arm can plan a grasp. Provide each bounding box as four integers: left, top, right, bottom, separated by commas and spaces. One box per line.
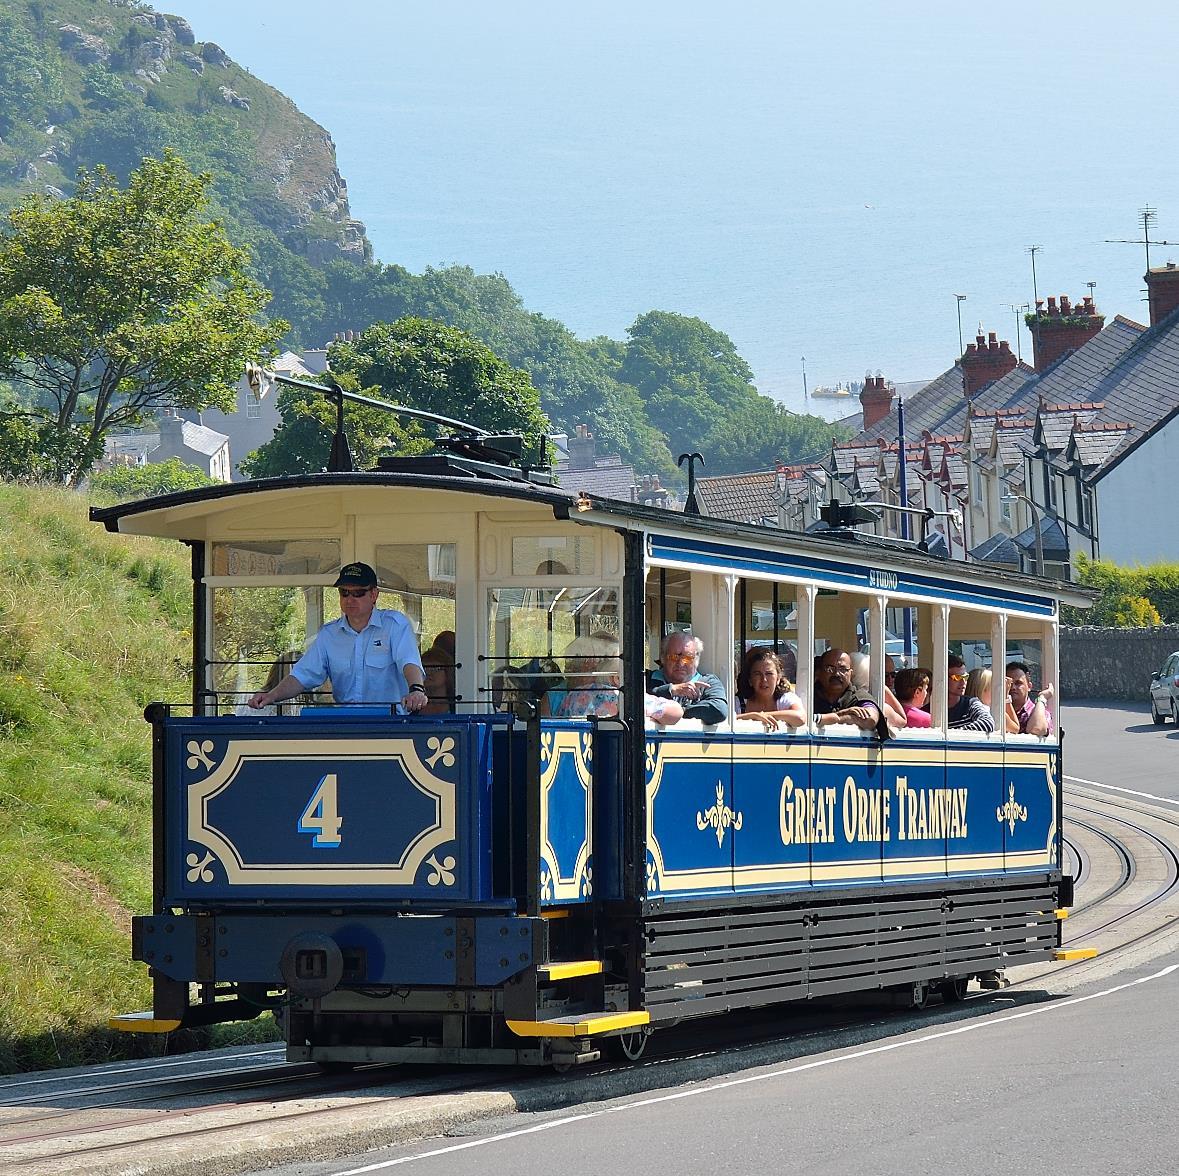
408, 683, 427, 694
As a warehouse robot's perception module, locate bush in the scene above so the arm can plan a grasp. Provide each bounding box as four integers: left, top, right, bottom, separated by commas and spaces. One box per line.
89, 459, 216, 501
1065, 553, 1179, 626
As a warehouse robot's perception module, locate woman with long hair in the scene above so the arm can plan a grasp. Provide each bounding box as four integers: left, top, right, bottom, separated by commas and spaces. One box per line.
735, 647, 806, 731
966, 666, 1020, 732
893, 666, 932, 729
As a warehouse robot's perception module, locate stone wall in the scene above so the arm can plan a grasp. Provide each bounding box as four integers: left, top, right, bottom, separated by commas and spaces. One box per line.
1060, 625, 1179, 700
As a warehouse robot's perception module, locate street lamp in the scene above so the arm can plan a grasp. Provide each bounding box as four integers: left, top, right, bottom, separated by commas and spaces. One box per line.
1002, 491, 1044, 577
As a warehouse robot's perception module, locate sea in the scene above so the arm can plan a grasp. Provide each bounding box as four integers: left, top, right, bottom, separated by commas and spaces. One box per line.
182, 0, 1179, 417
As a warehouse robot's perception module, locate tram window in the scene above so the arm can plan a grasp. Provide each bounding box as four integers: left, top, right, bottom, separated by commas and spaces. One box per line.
374, 543, 457, 654
486, 587, 620, 715
511, 535, 595, 577
210, 585, 331, 714
210, 538, 339, 578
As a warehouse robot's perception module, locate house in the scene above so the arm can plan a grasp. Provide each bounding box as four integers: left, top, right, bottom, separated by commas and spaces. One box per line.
201, 350, 317, 479
551, 424, 672, 506
103, 409, 232, 482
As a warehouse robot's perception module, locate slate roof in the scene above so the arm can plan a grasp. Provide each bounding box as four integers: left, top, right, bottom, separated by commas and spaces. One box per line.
1011, 515, 1069, 560
552, 454, 637, 501
1063, 422, 1135, 471
178, 420, 229, 457
1093, 398, 1179, 482
970, 532, 1021, 566
1034, 402, 1104, 453
694, 469, 779, 523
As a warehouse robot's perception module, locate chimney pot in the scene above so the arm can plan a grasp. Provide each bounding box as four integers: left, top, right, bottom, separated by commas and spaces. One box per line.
1047, 297, 1058, 314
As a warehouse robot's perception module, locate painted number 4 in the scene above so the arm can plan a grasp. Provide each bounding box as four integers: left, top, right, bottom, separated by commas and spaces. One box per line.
298, 773, 343, 847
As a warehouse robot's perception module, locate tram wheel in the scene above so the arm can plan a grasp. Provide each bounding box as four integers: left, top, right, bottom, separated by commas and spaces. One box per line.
938, 977, 969, 1003
607, 1027, 651, 1063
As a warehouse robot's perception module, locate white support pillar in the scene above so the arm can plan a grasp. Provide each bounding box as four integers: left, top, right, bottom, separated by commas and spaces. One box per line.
868, 595, 887, 704
797, 583, 817, 727
1045, 617, 1059, 737
722, 573, 738, 720
991, 611, 1008, 735
932, 603, 950, 731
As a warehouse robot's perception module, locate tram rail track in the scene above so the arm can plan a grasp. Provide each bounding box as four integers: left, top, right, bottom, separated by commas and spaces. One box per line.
5, 775, 1178, 1176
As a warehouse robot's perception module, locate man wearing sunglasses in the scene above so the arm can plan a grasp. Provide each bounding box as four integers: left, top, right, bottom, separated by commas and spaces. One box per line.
946, 653, 994, 732
247, 562, 427, 712
646, 632, 728, 724
813, 648, 889, 737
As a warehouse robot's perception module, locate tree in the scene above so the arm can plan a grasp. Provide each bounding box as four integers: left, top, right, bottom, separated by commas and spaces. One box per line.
0, 151, 287, 485
242, 318, 549, 477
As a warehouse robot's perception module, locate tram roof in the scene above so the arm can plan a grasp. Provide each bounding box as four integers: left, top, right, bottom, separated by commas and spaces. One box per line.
89, 469, 1096, 609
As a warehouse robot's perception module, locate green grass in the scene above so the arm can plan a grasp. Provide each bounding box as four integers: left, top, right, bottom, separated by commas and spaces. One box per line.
0, 483, 277, 1072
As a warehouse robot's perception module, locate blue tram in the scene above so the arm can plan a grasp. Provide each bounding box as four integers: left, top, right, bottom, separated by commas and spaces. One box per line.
92, 443, 1089, 1068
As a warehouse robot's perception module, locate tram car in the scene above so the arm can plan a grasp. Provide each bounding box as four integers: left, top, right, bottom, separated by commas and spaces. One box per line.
92, 419, 1091, 1069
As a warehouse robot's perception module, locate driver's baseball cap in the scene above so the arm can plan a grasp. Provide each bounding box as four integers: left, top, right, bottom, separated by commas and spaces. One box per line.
333, 562, 377, 588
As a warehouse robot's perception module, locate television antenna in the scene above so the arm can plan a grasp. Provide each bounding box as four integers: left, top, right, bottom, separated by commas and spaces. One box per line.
1105, 206, 1179, 272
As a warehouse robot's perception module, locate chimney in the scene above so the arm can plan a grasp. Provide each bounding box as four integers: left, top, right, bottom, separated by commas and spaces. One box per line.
567, 423, 597, 471
1145, 263, 1179, 326
859, 373, 895, 429
1027, 293, 1104, 371
959, 330, 1017, 396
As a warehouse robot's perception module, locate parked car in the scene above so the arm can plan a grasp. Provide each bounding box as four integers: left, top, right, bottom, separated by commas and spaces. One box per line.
1149, 651, 1179, 724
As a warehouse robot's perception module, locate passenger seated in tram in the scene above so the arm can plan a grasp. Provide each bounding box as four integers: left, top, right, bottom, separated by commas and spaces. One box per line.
1006, 661, 1054, 736
850, 651, 907, 728
812, 648, 889, 737
965, 667, 1020, 733
646, 632, 729, 725
893, 667, 932, 729
420, 647, 454, 715
541, 634, 684, 726
734, 647, 805, 731
541, 634, 621, 718
946, 654, 994, 732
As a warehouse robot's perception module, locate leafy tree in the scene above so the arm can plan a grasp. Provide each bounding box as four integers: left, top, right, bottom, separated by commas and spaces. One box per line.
243, 318, 550, 477
330, 318, 550, 441
1064, 553, 1179, 626
88, 458, 217, 501
0, 150, 287, 485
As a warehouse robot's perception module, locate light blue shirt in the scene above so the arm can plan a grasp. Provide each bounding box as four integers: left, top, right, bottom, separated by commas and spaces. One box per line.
291, 608, 423, 705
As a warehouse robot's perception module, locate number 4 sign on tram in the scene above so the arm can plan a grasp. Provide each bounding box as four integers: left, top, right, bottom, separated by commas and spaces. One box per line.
299, 773, 343, 847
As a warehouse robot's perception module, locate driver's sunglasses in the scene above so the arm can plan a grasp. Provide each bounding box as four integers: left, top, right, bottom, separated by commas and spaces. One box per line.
339, 587, 373, 599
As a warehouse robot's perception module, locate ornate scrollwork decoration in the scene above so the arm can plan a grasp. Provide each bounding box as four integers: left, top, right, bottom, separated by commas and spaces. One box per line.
645, 742, 657, 774
696, 780, 744, 848
540, 865, 555, 900
425, 853, 457, 886
185, 850, 215, 883
185, 739, 216, 772
540, 732, 554, 763
997, 782, 1028, 835
645, 853, 660, 894
425, 735, 456, 769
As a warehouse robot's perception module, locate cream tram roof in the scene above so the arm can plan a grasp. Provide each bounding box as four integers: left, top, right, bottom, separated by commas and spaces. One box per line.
90, 471, 1096, 612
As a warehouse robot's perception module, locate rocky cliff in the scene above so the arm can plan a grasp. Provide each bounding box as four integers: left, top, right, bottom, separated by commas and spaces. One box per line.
0, 0, 371, 265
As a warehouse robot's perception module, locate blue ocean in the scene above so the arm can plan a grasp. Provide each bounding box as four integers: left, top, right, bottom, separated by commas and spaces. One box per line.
185, 0, 1179, 414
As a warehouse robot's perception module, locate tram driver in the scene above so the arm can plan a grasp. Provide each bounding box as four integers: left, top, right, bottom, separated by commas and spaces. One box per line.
246, 562, 428, 712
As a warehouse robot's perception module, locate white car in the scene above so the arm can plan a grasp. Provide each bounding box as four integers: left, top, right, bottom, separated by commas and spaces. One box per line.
1149, 651, 1179, 724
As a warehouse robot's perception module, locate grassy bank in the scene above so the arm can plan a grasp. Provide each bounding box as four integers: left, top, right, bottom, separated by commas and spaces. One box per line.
0, 484, 273, 1071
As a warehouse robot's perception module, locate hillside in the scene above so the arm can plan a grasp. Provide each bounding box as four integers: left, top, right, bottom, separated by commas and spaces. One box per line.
0, 483, 270, 1071
0, 0, 369, 265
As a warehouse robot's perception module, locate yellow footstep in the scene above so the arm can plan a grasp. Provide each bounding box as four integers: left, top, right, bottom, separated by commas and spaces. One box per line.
1052, 947, 1098, 961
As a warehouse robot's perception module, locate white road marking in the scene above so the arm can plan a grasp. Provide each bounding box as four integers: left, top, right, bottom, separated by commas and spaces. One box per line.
335, 963, 1179, 1173
1066, 776, 1179, 808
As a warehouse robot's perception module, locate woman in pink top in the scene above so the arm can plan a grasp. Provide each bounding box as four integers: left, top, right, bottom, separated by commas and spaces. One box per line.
893, 667, 932, 728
